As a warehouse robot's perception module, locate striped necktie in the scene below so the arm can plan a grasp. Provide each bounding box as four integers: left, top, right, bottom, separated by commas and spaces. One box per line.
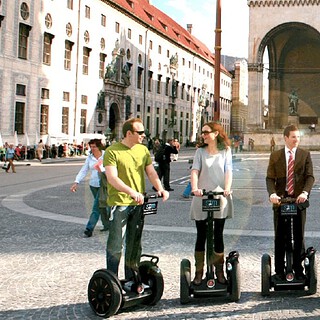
287, 150, 294, 196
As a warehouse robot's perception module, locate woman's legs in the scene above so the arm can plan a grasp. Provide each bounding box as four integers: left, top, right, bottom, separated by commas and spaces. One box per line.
213, 218, 226, 284
193, 220, 207, 284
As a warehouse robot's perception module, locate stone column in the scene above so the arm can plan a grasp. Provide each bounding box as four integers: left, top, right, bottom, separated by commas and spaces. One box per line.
247, 63, 264, 130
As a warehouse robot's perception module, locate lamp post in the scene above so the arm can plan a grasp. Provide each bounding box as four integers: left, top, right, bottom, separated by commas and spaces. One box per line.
168, 53, 178, 139
214, 0, 222, 121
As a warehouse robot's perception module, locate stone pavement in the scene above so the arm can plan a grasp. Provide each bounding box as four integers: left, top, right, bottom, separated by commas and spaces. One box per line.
0, 150, 320, 319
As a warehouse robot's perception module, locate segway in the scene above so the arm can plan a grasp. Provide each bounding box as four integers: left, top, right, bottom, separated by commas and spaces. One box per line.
180, 190, 241, 304
88, 194, 164, 318
261, 197, 317, 296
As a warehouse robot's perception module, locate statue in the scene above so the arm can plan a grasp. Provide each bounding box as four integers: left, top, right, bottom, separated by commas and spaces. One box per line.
288, 89, 299, 115
121, 64, 131, 86
105, 63, 115, 80
170, 53, 178, 68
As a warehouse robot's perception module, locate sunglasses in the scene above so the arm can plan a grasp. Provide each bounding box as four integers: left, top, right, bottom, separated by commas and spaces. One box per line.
201, 131, 213, 135
133, 130, 145, 135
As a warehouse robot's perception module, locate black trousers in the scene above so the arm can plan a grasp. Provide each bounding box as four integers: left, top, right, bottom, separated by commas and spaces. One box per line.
195, 219, 226, 254
157, 162, 171, 189
273, 206, 306, 275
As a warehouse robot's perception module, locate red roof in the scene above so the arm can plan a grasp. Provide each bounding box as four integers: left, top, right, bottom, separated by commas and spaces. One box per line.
109, 0, 228, 73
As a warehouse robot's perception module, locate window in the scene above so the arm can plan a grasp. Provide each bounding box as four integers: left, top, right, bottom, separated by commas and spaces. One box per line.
158, 45, 161, 54
66, 23, 72, 36
64, 40, 73, 70
187, 85, 191, 101
83, 47, 91, 75
85, 5, 90, 18
137, 104, 141, 112
167, 49, 169, 58
139, 35, 142, 45
67, 0, 73, 9
100, 38, 105, 50
157, 75, 162, 94
99, 53, 106, 79
165, 77, 170, 96
149, 40, 153, 50
115, 22, 120, 33
137, 67, 143, 89
43, 33, 54, 65
40, 105, 49, 134
62, 107, 69, 134
41, 88, 50, 99
63, 91, 70, 102
84, 30, 90, 44
81, 95, 88, 104
181, 83, 185, 100
45, 14, 52, 29
101, 14, 106, 27
80, 109, 87, 133
128, 28, 131, 39
15, 102, 25, 134
20, 2, 29, 20
147, 71, 153, 92
18, 23, 30, 59
16, 84, 26, 96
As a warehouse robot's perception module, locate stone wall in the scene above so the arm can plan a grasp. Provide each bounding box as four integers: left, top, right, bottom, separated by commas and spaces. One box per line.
243, 130, 320, 151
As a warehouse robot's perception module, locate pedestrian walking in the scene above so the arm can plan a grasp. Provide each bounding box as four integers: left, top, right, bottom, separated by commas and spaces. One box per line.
266, 125, 314, 281
70, 139, 108, 237
190, 121, 234, 285
172, 138, 180, 161
103, 117, 169, 277
5, 143, 16, 173
36, 139, 45, 162
154, 138, 178, 191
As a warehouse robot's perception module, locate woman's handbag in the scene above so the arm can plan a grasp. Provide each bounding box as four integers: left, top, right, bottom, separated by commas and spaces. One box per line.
2, 162, 8, 170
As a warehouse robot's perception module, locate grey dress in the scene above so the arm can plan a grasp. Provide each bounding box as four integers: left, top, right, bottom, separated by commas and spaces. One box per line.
190, 147, 234, 221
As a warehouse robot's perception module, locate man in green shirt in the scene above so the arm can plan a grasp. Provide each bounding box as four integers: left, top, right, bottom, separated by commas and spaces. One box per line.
104, 118, 169, 277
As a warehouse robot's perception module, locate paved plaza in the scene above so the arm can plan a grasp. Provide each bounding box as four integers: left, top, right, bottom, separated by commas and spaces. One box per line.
0, 149, 320, 319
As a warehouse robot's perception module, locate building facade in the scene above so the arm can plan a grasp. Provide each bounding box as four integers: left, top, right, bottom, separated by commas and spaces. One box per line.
0, 0, 232, 145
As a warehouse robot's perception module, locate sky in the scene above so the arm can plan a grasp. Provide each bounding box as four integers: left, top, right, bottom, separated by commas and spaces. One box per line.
151, 0, 249, 58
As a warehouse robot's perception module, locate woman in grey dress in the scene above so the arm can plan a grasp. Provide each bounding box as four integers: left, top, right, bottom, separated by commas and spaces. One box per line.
190, 122, 234, 285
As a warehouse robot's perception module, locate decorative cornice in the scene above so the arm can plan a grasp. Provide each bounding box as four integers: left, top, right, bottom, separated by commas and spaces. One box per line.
248, 0, 320, 7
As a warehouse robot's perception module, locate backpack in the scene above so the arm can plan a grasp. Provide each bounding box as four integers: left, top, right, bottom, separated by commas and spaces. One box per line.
154, 145, 166, 162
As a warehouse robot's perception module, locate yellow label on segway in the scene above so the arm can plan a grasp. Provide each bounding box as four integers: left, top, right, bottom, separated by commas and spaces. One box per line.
202, 198, 220, 211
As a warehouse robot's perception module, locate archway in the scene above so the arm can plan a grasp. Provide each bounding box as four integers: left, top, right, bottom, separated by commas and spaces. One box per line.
251, 22, 320, 130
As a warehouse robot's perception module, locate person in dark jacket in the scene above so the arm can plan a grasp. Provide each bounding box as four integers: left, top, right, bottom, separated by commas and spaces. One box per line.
155, 138, 178, 191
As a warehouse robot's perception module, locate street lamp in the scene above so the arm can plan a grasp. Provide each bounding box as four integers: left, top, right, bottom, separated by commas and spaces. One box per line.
168, 53, 178, 139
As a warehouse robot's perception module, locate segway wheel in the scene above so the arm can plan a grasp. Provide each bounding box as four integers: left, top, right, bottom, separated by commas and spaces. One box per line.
229, 260, 241, 302
307, 252, 317, 295
139, 261, 164, 305
88, 269, 122, 318
180, 259, 191, 304
261, 254, 271, 296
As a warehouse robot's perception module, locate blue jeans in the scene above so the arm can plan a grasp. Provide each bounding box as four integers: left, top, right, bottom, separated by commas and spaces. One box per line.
106, 205, 144, 278
85, 186, 101, 231
183, 181, 191, 197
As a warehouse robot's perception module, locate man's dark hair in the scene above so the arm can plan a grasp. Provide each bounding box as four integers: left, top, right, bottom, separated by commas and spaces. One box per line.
283, 125, 299, 137
122, 118, 143, 137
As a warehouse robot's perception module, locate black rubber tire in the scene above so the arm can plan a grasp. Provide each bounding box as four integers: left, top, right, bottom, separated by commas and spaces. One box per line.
88, 269, 122, 318
180, 259, 191, 304
139, 261, 164, 305
307, 252, 317, 295
261, 254, 271, 296
229, 260, 241, 302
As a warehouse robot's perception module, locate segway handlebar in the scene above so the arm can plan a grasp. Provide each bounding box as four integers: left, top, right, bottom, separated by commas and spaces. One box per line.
191, 189, 226, 197
144, 193, 163, 200
280, 197, 296, 204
